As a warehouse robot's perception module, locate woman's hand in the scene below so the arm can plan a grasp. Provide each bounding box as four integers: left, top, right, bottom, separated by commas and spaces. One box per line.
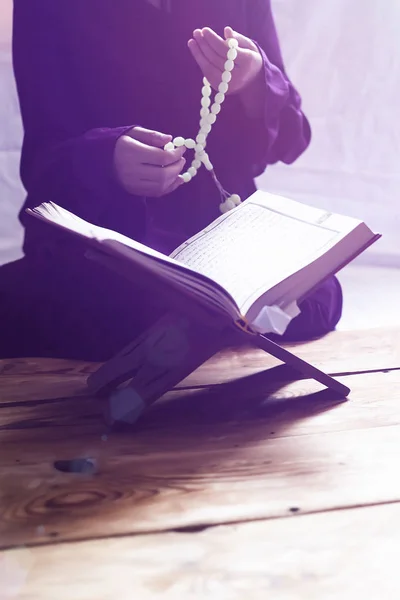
188, 26, 263, 95
114, 127, 186, 197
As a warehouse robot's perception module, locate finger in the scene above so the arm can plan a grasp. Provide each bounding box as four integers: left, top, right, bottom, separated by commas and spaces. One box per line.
134, 180, 164, 198
138, 174, 183, 198
121, 136, 180, 167
224, 26, 258, 52
224, 27, 257, 68
140, 157, 186, 187
129, 126, 172, 148
201, 27, 229, 59
163, 175, 185, 196
193, 29, 226, 72
140, 142, 186, 167
188, 39, 221, 86
159, 156, 187, 185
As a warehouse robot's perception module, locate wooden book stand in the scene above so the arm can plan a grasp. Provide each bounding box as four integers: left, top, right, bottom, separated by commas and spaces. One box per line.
86, 250, 350, 428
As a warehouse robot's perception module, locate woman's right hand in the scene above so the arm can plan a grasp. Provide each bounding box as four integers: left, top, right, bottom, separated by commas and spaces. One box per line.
114, 127, 187, 197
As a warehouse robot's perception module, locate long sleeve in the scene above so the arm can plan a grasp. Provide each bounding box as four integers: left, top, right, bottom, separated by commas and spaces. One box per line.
13, 1, 134, 227
244, 0, 311, 175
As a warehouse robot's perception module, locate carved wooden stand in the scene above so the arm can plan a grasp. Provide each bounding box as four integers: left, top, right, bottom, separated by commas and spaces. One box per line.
87, 311, 350, 428
85, 248, 350, 427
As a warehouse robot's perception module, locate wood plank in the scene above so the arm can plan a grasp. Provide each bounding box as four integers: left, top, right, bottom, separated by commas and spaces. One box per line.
0, 359, 94, 403
2, 369, 400, 549
0, 357, 96, 377
0, 327, 398, 387
0, 325, 398, 406
191, 326, 400, 383
1, 367, 399, 449
6, 502, 400, 599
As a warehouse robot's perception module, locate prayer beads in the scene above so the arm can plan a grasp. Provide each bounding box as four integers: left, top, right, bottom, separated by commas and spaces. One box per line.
164, 37, 242, 214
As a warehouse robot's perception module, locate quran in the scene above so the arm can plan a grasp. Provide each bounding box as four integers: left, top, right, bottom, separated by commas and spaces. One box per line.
28, 189, 381, 425
28, 189, 379, 337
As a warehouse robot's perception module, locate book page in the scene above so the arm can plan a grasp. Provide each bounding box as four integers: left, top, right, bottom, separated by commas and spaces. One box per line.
170, 191, 360, 313
28, 195, 370, 324
29, 202, 181, 267
28, 202, 242, 320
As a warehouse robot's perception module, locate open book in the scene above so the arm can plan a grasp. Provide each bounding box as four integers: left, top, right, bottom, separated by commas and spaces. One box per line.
27, 190, 380, 335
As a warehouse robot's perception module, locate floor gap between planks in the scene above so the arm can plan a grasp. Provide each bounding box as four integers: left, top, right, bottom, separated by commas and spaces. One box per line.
4, 497, 400, 553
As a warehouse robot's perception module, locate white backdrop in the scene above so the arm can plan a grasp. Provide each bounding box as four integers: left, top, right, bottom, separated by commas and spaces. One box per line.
1, 0, 399, 265
260, 0, 400, 266
0, 0, 24, 264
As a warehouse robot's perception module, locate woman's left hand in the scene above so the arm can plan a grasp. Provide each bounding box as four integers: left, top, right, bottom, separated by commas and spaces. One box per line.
188, 26, 263, 94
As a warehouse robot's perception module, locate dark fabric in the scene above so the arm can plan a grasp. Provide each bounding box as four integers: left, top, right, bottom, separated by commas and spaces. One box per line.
0, 251, 163, 362
0, 253, 342, 361
1, 0, 343, 360
276, 276, 343, 342
13, 0, 311, 254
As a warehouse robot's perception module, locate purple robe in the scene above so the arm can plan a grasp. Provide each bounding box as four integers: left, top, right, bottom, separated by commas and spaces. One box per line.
0, 0, 342, 360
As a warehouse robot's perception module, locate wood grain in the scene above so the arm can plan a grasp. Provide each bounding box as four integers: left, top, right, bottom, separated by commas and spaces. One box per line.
192, 326, 400, 384
1, 327, 399, 554
0, 326, 398, 384
0, 357, 97, 377
0, 325, 397, 407
1, 366, 399, 449
6, 502, 400, 600
1, 367, 400, 549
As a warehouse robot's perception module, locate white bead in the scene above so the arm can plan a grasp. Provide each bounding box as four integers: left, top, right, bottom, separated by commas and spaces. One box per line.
161, 45, 239, 196
219, 198, 237, 214
201, 123, 212, 134
200, 151, 212, 168
173, 137, 185, 147
227, 48, 238, 61
230, 194, 242, 206
184, 138, 196, 149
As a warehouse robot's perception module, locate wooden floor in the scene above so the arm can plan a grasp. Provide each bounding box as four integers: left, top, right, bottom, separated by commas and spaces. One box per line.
1, 327, 400, 598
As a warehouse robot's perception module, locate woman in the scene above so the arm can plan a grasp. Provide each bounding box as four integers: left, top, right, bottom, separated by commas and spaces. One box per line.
0, 0, 342, 360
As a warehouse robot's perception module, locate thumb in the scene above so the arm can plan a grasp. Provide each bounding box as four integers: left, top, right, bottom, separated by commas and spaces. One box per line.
129, 127, 172, 148
224, 26, 257, 52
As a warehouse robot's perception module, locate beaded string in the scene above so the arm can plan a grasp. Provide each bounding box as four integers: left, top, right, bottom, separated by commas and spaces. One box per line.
164, 37, 242, 215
